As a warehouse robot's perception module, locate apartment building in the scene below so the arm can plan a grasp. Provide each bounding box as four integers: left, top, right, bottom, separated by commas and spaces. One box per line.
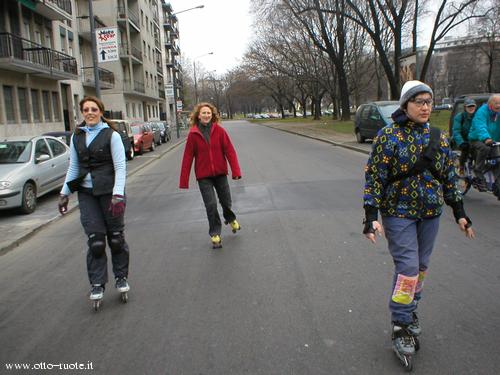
161, 1, 182, 128
0, 0, 180, 137
0, 0, 78, 137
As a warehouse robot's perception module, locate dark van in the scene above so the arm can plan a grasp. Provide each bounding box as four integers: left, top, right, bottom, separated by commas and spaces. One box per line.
114, 120, 135, 160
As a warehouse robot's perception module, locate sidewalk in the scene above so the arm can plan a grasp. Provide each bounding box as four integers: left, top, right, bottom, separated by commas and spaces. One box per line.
0, 133, 187, 254
257, 120, 373, 155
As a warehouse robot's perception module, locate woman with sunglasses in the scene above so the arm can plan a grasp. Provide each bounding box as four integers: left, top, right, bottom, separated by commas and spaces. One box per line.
362, 81, 475, 370
58, 96, 130, 310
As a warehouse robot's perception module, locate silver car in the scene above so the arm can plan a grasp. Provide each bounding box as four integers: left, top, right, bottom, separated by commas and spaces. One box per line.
0, 135, 70, 214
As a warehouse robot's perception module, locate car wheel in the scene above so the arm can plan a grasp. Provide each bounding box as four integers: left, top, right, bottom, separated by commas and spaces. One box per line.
355, 129, 366, 143
136, 144, 143, 155
127, 146, 135, 160
19, 182, 37, 214
150, 141, 155, 151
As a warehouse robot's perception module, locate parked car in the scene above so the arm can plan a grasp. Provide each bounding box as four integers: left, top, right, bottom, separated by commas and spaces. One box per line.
114, 120, 135, 160
0, 135, 70, 214
448, 93, 492, 144
42, 131, 73, 146
433, 104, 452, 111
157, 121, 171, 143
149, 122, 162, 146
354, 101, 400, 143
131, 122, 155, 155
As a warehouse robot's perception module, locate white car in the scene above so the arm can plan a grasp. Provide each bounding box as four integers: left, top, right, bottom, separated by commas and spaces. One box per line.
0, 135, 70, 214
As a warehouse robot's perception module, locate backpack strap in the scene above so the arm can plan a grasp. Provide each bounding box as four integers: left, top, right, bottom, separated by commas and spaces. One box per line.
386, 126, 441, 185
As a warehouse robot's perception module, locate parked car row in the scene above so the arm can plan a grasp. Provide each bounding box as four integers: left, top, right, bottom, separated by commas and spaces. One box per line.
1, 120, 172, 214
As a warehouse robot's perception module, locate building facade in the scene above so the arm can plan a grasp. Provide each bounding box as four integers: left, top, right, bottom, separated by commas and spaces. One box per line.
0, 0, 182, 137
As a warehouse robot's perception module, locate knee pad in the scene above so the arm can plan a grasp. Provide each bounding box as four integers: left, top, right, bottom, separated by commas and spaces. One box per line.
88, 233, 106, 258
107, 231, 124, 255
392, 274, 419, 305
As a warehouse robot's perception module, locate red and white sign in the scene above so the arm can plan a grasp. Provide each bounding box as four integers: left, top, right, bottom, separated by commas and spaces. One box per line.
96, 27, 119, 63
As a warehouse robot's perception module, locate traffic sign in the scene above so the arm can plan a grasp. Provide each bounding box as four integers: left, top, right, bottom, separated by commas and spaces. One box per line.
96, 27, 119, 62
176, 100, 183, 112
166, 84, 175, 98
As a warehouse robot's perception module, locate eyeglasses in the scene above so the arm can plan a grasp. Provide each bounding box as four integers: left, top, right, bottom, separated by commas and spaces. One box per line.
410, 98, 433, 108
83, 107, 100, 113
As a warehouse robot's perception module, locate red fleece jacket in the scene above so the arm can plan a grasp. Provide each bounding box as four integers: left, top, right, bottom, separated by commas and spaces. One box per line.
179, 123, 241, 188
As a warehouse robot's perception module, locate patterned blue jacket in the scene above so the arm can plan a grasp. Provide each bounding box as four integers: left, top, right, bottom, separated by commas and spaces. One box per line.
363, 115, 462, 219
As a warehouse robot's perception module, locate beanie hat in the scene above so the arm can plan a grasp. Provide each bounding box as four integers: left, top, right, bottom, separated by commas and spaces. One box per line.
399, 80, 433, 108
464, 97, 476, 107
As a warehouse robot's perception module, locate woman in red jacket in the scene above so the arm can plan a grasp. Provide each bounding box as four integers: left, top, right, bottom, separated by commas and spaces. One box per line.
179, 102, 242, 248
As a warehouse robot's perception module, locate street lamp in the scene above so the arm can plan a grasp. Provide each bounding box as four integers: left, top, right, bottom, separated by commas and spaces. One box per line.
193, 52, 214, 103
168, 4, 205, 138
173, 5, 204, 15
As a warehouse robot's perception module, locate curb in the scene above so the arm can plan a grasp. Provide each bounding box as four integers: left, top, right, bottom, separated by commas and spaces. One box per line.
258, 123, 371, 155
0, 138, 186, 255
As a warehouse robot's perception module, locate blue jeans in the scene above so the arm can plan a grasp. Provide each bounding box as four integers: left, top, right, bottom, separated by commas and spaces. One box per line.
382, 216, 440, 324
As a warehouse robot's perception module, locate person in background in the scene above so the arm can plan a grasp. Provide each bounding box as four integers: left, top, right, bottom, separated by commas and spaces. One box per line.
58, 96, 130, 306
179, 102, 242, 249
468, 94, 500, 197
452, 97, 477, 174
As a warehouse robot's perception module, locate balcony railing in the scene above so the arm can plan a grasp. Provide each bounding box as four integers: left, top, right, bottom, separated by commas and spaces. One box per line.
0, 32, 77, 77
159, 89, 165, 99
47, 0, 72, 14
117, 6, 140, 29
119, 42, 142, 62
156, 61, 163, 74
123, 79, 145, 93
81, 66, 115, 88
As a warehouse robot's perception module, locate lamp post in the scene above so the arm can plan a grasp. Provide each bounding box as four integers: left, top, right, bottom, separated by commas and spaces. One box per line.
77, 1, 100, 98
169, 4, 205, 138
193, 52, 213, 103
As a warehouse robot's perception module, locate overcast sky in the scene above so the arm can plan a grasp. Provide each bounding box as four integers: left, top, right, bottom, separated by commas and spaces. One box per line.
168, 0, 253, 75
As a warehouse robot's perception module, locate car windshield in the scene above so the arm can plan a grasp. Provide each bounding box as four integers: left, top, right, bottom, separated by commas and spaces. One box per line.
0, 141, 32, 163
378, 104, 400, 119
131, 126, 141, 135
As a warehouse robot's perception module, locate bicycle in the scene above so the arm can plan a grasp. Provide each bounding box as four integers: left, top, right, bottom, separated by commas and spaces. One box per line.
453, 142, 500, 196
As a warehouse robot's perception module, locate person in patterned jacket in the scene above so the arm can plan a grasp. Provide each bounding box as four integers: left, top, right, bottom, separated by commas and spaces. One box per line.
362, 80, 475, 357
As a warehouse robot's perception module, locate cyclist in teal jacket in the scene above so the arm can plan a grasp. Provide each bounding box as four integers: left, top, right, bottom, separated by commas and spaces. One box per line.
468, 94, 500, 196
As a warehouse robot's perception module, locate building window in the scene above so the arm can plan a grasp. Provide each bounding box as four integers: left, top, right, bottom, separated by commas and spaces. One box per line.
148, 105, 151, 118
42, 91, 51, 121
35, 31, 42, 45
18, 88, 29, 123
52, 92, 61, 121
138, 105, 142, 117
126, 102, 130, 117
23, 18, 31, 39
3, 86, 15, 123
132, 103, 136, 117
31, 89, 41, 121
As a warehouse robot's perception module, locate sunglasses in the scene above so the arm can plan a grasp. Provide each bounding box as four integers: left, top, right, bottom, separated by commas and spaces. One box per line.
83, 107, 100, 113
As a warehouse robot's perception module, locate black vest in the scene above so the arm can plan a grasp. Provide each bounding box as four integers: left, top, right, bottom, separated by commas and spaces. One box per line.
66, 127, 115, 196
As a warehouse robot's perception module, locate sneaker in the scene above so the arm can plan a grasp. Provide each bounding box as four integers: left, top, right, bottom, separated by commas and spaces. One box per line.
392, 323, 416, 355
90, 284, 104, 300
473, 177, 488, 192
115, 277, 130, 293
407, 312, 421, 336
229, 220, 241, 233
211, 235, 222, 248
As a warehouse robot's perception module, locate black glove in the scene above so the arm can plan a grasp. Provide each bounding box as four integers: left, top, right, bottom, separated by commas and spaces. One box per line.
449, 200, 472, 228
459, 142, 469, 151
362, 205, 378, 234
58, 194, 69, 215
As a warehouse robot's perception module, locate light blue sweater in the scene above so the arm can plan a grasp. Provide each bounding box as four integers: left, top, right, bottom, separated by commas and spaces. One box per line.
61, 121, 126, 196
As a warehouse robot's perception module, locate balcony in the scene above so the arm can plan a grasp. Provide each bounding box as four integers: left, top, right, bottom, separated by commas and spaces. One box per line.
81, 67, 115, 89
156, 61, 163, 75
33, 0, 72, 21
0, 32, 77, 80
117, 6, 140, 32
123, 79, 145, 94
78, 16, 106, 42
159, 89, 165, 99
119, 42, 142, 64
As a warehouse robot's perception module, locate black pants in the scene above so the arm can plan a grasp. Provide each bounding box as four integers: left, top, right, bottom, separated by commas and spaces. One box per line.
198, 175, 236, 236
78, 190, 129, 285
471, 141, 500, 194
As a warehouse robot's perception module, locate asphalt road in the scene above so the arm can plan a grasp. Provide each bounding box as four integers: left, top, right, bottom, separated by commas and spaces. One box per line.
1, 120, 499, 374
